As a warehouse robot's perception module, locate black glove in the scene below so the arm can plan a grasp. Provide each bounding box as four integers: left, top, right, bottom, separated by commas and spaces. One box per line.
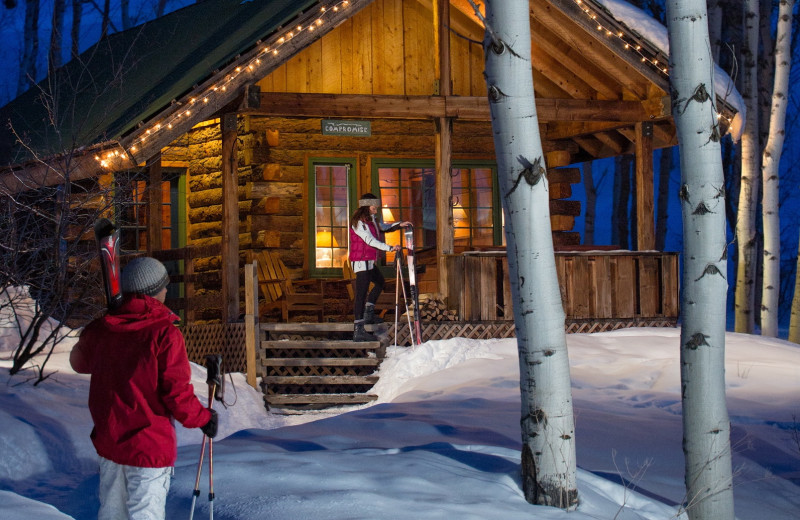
201, 409, 218, 439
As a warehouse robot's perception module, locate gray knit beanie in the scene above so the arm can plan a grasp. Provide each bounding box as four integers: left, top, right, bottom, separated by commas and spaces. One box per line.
121, 257, 170, 296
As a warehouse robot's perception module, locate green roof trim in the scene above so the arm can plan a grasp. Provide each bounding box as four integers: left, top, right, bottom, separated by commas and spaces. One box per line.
0, 0, 317, 166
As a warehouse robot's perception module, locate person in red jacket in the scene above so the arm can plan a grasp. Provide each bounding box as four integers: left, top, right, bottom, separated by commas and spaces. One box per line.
71, 256, 217, 520
349, 193, 410, 342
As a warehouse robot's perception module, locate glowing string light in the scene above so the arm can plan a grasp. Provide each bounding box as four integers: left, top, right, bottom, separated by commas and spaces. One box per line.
125, 0, 354, 156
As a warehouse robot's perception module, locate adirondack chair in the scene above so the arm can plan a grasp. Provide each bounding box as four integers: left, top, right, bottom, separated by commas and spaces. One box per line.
252, 250, 324, 322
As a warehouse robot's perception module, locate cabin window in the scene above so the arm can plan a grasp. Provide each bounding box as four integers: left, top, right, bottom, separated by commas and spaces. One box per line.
115, 170, 185, 253
374, 160, 436, 263
451, 164, 501, 251
373, 159, 501, 257
309, 158, 355, 276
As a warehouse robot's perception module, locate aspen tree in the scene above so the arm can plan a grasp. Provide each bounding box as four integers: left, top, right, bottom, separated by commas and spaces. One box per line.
477, 0, 577, 508
735, 0, 760, 333
666, 0, 735, 517
760, 0, 794, 337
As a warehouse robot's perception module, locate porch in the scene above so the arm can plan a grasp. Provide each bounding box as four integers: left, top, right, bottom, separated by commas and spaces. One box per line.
172, 247, 679, 409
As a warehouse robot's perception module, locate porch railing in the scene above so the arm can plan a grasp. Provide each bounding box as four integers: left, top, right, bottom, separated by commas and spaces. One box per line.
445, 249, 680, 325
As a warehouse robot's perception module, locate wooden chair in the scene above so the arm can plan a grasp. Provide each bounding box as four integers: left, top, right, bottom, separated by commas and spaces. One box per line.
252, 250, 324, 322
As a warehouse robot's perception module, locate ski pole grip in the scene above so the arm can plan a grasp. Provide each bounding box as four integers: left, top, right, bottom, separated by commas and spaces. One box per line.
205, 355, 224, 401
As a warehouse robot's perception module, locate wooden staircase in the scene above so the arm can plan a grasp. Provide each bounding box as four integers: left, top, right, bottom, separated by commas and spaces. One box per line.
258, 323, 387, 410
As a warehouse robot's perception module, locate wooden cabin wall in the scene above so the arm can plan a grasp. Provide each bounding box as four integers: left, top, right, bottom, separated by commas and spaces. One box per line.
257, 0, 486, 98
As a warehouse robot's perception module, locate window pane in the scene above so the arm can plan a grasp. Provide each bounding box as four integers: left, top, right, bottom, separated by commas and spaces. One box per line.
314, 163, 350, 269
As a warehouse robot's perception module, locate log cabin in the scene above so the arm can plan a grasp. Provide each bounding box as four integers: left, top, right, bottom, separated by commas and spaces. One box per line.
0, 0, 742, 335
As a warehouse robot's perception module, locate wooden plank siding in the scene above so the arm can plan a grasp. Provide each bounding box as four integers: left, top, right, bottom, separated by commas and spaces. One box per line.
446, 251, 680, 324
256, 0, 483, 98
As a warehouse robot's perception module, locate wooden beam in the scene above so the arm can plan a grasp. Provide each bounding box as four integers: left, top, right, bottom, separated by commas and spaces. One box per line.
221, 114, 240, 322
435, 0, 453, 297
635, 121, 655, 251
147, 154, 163, 254
0, 142, 133, 194
247, 92, 663, 123
530, 0, 657, 99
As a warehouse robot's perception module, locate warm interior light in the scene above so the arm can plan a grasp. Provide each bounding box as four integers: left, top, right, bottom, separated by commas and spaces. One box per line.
382, 205, 395, 223
316, 230, 339, 248
453, 203, 468, 222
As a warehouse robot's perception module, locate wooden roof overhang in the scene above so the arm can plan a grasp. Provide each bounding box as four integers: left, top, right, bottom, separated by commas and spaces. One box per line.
0, 0, 741, 195
0, 0, 373, 195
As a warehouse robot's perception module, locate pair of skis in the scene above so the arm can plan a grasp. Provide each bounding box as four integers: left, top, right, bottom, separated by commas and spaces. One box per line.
94, 218, 123, 311
397, 226, 423, 346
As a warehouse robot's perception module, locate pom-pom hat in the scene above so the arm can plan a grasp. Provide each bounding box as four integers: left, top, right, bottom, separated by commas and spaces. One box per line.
121, 257, 170, 296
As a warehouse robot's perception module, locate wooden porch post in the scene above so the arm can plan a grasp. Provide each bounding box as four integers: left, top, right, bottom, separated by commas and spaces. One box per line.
435, 0, 453, 296
635, 121, 655, 251
147, 153, 163, 254
221, 113, 240, 322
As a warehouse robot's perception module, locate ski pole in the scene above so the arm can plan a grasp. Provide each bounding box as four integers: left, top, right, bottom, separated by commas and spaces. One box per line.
188, 435, 207, 520
394, 254, 401, 348
208, 382, 216, 520
395, 250, 415, 346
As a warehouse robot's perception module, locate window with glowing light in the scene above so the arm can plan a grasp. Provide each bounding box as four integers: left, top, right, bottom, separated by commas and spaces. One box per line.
373, 160, 501, 259
309, 159, 355, 276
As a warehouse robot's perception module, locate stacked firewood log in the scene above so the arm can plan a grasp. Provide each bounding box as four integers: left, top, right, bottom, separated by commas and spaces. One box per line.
415, 294, 459, 321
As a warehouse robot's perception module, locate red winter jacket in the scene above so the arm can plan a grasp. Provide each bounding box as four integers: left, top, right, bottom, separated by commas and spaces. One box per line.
71, 294, 211, 468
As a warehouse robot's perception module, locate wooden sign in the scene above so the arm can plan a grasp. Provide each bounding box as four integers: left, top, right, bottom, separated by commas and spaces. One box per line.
321, 119, 371, 136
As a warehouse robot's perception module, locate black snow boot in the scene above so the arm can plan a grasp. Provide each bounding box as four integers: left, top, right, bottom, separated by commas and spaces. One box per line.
364, 304, 384, 324
353, 322, 377, 342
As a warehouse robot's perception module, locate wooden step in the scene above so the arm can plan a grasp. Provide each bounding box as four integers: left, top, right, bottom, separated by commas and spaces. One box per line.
261, 340, 381, 350
263, 375, 379, 385
260, 323, 388, 333
261, 358, 380, 367
266, 393, 379, 406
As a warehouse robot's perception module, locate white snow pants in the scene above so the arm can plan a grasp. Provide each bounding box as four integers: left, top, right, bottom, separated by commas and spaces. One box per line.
98, 456, 172, 520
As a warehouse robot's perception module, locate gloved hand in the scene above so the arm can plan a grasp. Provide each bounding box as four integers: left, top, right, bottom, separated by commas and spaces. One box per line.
201, 409, 218, 438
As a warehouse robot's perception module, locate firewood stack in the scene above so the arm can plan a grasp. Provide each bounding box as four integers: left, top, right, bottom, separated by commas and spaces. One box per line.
415, 294, 459, 321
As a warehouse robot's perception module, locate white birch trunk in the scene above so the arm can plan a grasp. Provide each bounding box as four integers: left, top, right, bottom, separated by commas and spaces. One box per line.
707, 0, 723, 61
789, 236, 800, 343
734, 0, 760, 333
481, 0, 577, 508
760, 0, 794, 337
666, 0, 735, 517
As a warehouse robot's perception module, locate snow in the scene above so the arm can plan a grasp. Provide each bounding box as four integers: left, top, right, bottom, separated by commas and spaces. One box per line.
596, 0, 746, 141
1, 304, 799, 519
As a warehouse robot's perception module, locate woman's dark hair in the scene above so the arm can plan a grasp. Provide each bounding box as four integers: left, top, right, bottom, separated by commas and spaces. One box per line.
351, 206, 372, 228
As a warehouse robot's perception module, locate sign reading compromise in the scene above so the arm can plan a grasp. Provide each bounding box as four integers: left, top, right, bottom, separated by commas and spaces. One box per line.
321, 119, 372, 137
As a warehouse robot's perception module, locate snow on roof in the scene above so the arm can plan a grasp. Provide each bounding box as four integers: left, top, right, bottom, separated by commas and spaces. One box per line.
596, 0, 745, 141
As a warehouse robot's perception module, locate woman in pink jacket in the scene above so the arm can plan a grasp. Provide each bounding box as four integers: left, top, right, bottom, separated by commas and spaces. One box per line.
71, 257, 217, 520
349, 193, 410, 342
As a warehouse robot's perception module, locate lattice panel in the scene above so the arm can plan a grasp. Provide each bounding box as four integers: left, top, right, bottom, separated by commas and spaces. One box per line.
565, 318, 678, 334
387, 318, 675, 344
183, 322, 247, 372
263, 365, 377, 377
263, 346, 377, 358
263, 383, 375, 395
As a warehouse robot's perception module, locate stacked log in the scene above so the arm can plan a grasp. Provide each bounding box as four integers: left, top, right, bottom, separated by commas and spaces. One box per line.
416, 294, 458, 321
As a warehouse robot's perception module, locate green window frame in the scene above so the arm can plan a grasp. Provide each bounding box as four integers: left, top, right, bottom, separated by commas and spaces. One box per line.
371, 159, 501, 257
308, 158, 357, 277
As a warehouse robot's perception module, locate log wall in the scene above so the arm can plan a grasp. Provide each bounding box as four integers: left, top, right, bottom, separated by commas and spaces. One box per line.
168, 113, 581, 320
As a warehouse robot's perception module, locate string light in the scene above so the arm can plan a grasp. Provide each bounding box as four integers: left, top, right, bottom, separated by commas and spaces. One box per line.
125, 0, 354, 155
569, 0, 669, 79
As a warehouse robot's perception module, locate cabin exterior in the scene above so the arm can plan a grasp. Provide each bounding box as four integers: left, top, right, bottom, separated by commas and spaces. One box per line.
0, 0, 740, 338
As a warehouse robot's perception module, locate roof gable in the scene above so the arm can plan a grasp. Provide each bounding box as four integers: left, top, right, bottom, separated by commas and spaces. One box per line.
0, 0, 316, 166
